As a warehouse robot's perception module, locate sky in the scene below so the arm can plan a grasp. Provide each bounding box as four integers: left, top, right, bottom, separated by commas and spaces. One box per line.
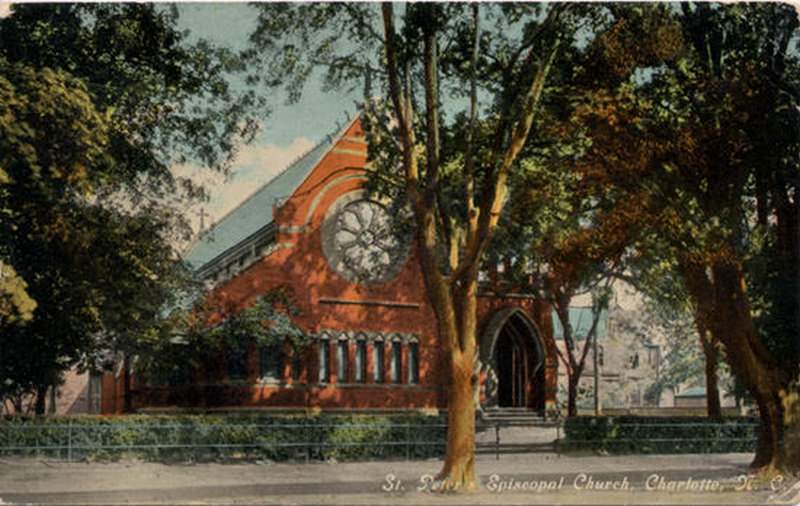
172, 0, 800, 236
0, 2, 359, 233
173, 3, 362, 234
2, 1, 799, 235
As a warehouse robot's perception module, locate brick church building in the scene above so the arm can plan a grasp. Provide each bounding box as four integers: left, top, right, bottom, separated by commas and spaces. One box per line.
124, 116, 558, 414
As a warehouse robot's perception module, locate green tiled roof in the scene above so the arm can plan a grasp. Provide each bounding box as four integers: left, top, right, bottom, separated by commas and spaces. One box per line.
184, 123, 349, 271
675, 386, 706, 398
552, 307, 609, 341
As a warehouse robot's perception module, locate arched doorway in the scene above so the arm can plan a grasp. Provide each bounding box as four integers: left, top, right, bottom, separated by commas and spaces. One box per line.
480, 308, 546, 411
496, 316, 528, 407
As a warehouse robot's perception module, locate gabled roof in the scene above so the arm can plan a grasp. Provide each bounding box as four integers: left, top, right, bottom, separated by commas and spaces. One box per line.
184, 117, 357, 271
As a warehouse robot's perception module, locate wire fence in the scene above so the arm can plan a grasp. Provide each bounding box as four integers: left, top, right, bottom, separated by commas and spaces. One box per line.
0, 422, 449, 462
0, 419, 762, 462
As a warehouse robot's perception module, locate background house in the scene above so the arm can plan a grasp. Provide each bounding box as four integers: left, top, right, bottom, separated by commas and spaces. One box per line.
553, 281, 738, 413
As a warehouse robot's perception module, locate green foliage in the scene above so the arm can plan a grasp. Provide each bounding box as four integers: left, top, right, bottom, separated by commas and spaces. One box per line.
136, 288, 310, 383
559, 3, 799, 419
207, 288, 308, 354
562, 416, 758, 454
0, 4, 263, 410
1, 4, 262, 178
0, 262, 36, 327
247, 3, 596, 273
0, 413, 446, 462
0, 58, 117, 405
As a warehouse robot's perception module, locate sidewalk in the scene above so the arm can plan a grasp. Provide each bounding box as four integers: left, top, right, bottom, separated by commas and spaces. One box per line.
0, 452, 788, 505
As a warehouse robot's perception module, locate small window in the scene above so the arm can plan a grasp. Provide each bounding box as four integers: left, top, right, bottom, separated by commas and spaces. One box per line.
319, 340, 330, 384
647, 347, 658, 366
336, 340, 349, 383
630, 386, 641, 405
373, 341, 384, 383
391, 341, 402, 384
408, 342, 419, 384
260, 345, 283, 382
355, 340, 367, 383
631, 352, 639, 369
88, 372, 102, 414
227, 346, 248, 380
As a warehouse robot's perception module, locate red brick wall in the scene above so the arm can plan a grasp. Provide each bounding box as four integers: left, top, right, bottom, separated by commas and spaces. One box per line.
127, 118, 558, 413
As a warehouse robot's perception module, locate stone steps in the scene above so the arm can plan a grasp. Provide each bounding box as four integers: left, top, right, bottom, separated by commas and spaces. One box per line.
475, 441, 557, 454
479, 408, 560, 427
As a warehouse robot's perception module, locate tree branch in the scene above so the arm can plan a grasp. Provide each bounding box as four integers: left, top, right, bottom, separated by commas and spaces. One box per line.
382, 2, 455, 352
462, 3, 480, 277
423, 8, 441, 203
451, 35, 562, 285
381, 4, 420, 200
421, 7, 450, 266
342, 3, 385, 46
577, 279, 612, 372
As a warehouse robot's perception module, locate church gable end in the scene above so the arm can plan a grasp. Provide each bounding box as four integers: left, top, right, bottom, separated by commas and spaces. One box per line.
126, 114, 558, 414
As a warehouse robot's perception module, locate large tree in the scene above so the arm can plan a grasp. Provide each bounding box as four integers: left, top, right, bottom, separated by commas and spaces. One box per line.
489, 3, 683, 418
376, 4, 570, 487
624, 239, 726, 418
572, 3, 799, 472
248, 2, 589, 489
0, 4, 261, 413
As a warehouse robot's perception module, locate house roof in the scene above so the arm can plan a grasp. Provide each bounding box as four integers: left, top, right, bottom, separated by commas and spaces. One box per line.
675, 386, 707, 398
551, 307, 609, 341
184, 118, 356, 271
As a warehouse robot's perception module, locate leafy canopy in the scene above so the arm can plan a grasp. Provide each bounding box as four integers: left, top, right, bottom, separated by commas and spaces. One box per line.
0, 4, 264, 407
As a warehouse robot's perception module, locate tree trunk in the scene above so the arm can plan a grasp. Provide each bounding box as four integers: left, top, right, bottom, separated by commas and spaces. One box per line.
697, 320, 722, 420
593, 330, 601, 415
683, 257, 792, 472
710, 261, 790, 472
34, 385, 47, 415
750, 387, 786, 471
567, 374, 579, 417
703, 342, 722, 420
416, 245, 479, 491
436, 348, 477, 491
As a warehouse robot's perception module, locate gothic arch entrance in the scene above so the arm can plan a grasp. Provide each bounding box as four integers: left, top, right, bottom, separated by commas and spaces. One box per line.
496, 317, 528, 407
481, 308, 546, 412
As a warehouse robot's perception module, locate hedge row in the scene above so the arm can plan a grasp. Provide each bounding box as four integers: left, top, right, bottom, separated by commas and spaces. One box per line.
0, 413, 446, 462
561, 415, 759, 454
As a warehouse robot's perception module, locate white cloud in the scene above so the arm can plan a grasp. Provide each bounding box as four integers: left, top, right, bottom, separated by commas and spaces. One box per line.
212, 137, 314, 217
0, 3, 12, 18
176, 137, 314, 234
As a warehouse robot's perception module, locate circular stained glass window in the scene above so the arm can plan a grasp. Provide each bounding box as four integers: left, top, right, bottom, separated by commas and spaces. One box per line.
321, 195, 410, 285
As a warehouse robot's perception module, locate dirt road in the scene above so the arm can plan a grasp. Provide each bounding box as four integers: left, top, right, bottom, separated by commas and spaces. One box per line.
0, 452, 788, 505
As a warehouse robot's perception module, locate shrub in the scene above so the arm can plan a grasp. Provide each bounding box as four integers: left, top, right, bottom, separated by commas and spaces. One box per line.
561, 415, 759, 454
0, 413, 446, 463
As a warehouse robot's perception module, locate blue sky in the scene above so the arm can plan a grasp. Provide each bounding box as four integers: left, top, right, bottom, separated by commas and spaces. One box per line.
0, 2, 359, 235
174, 3, 361, 232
